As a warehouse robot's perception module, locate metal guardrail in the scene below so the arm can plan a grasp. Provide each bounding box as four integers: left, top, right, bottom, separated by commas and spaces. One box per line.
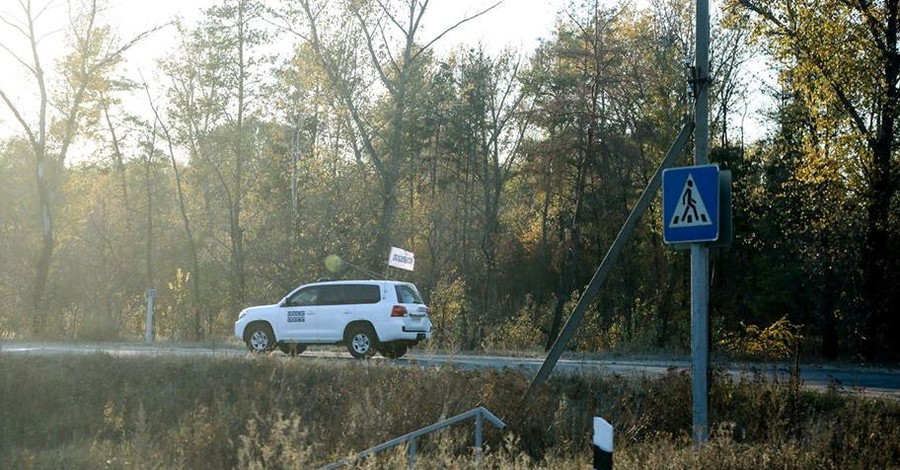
319, 406, 506, 469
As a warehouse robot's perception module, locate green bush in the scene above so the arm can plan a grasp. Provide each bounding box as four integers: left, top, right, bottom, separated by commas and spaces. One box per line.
484, 294, 550, 352
428, 276, 476, 351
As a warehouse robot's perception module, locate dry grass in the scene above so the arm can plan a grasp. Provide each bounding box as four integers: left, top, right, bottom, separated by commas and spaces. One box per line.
0, 353, 898, 469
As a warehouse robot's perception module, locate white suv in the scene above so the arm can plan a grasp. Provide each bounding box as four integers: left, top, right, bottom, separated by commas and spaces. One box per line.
234, 280, 432, 359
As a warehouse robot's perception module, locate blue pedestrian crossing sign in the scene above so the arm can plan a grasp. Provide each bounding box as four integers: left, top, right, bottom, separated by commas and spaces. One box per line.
663, 164, 720, 244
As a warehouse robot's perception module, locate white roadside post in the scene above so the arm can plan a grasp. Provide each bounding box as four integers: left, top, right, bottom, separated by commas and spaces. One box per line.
145, 288, 156, 344
592, 417, 613, 470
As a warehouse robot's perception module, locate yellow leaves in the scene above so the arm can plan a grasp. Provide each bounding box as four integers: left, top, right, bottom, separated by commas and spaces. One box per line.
160, 269, 193, 340
427, 276, 470, 349
719, 315, 803, 361
167, 267, 191, 293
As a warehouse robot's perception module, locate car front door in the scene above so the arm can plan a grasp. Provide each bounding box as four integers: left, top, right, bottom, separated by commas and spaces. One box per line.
277, 287, 319, 341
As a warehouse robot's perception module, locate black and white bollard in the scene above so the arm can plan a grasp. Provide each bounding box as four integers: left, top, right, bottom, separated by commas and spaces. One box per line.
592, 417, 613, 470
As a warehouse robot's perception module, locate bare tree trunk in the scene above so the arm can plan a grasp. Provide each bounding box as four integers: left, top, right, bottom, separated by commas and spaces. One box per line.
146, 82, 204, 339
101, 97, 131, 220
32, 156, 54, 332
143, 125, 158, 290
862, 0, 899, 358
229, 0, 248, 306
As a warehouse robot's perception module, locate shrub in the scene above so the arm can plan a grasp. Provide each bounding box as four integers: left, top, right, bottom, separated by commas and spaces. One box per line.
719, 315, 803, 361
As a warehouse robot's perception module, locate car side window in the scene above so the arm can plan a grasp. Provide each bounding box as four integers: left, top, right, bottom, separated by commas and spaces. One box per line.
317, 285, 344, 305
342, 285, 380, 304
286, 287, 320, 307
285, 284, 382, 307
395, 285, 423, 304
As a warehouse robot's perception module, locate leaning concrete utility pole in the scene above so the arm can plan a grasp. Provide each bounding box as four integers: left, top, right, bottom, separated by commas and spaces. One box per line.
691, 0, 711, 444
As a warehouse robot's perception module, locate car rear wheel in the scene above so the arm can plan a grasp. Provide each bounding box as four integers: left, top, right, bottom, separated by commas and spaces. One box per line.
279, 343, 307, 356
346, 325, 378, 359
380, 343, 408, 359
246, 324, 275, 353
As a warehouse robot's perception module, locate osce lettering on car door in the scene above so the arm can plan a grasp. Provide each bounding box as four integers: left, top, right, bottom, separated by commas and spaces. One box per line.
286, 310, 305, 323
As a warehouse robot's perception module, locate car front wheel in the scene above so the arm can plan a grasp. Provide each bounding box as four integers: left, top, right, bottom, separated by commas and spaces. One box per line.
346, 325, 378, 359
246, 324, 275, 353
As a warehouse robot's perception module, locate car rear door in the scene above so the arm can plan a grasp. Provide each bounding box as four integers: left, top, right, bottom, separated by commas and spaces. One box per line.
310, 285, 350, 341
315, 284, 383, 342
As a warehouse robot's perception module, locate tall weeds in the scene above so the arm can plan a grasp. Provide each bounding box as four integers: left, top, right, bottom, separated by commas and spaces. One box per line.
0, 354, 897, 468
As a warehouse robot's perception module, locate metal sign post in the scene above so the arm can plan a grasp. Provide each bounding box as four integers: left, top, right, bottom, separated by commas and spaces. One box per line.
692, 0, 711, 444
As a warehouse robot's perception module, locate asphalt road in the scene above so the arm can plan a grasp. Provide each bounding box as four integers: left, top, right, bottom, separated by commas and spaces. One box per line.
3, 341, 898, 398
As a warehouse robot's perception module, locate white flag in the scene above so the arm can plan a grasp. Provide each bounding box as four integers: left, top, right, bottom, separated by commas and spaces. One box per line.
388, 246, 415, 271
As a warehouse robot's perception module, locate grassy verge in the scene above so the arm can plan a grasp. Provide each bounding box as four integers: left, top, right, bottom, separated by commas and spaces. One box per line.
1, 354, 898, 469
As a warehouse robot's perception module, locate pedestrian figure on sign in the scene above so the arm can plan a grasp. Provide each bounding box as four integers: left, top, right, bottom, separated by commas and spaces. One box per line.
681, 180, 698, 223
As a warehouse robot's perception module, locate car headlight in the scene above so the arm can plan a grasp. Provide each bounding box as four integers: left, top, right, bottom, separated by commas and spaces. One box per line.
238, 309, 248, 320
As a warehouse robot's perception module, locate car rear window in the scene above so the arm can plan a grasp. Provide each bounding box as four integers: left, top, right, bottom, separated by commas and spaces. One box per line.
395, 284, 423, 304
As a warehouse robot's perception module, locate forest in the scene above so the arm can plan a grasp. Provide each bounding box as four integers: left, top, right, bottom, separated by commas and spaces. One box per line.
1, 0, 898, 360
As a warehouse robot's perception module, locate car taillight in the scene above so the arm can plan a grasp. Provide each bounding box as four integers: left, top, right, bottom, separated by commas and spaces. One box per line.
391, 305, 408, 317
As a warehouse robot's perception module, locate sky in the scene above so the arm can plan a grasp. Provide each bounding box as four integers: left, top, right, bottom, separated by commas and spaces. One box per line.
109, 0, 570, 51
101, 0, 573, 64
0, 0, 572, 139
0, 0, 769, 143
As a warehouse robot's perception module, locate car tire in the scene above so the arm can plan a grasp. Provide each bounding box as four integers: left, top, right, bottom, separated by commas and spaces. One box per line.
346, 325, 378, 359
246, 324, 275, 353
279, 343, 307, 356
380, 343, 408, 359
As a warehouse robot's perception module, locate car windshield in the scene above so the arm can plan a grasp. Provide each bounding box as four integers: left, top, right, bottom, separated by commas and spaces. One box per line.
395, 284, 423, 304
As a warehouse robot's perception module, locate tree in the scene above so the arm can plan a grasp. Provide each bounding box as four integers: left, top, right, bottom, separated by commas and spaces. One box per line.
0, 139, 38, 334
524, 0, 645, 348
442, 47, 531, 329
160, 1, 272, 309
283, 0, 498, 270
0, 0, 158, 332
734, 0, 900, 357
201, 0, 270, 306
